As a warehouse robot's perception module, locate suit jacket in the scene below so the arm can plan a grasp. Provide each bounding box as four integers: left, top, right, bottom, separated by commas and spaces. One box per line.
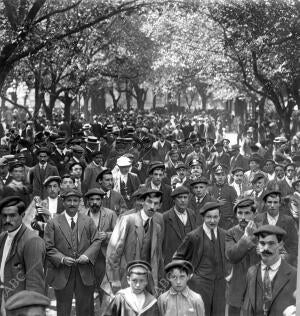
0, 224, 45, 300
226, 225, 260, 308
29, 163, 59, 199
102, 211, 164, 296
187, 193, 215, 225
242, 260, 296, 316
102, 189, 127, 216
117, 173, 141, 209
50, 149, 66, 175
82, 162, 103, 194
152, 140, 172, 162
255, 212, 298, 267
44, 212, 101, 290
267, 178, 294, 197
162, 207, 197, 265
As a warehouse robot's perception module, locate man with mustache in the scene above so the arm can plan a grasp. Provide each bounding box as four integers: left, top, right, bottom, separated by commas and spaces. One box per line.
102, 188, 164, 297
225, 198, 260, 316
242, 225, 296, 316
255, 191, 298, 267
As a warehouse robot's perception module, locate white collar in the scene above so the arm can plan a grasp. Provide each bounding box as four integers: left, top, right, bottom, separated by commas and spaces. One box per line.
267, 212, 279, 224
150, 182, 161, 190
39, 162, 47, 169
174, 206, 187, 217
8, 224, 22, 239
261, 257, 281, 270
140, 210, 151, 223
64, 211, 78, 223
203, 222, 218, 239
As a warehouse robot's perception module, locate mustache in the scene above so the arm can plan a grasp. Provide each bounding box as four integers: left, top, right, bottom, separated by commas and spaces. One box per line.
261, 250, 273, 255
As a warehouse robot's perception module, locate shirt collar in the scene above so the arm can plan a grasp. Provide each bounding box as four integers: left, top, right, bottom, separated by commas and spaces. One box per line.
140, 210, 150, 223
203, 222, 217, 237
39, 162, 47, 169
64, 211, 78, 223
267, 212, 279, 223
150, 182, 161, 190
261, 257, 281, 270
92, 161, 100, 167
174, 206, 187, 217
169, 287, 189, 297
8, 224, 22, 239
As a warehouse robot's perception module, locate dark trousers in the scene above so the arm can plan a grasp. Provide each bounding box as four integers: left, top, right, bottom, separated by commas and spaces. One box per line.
55, 267, 94, 316
228, 305, 241, 316
189, 275, 226, 316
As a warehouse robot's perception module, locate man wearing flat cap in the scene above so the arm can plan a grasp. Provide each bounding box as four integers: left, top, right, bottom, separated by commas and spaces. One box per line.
0, 196, 46, 315
225, 198, 260, 316
5, 290, 50, 316
162, 186, 197, 265
211, 141, 230, 168
229, 144, 249, 173
242, 225, 296, 316
174, 201, 228, 316
28, 147, 59, 199
230, 167, 247, 197
44, 188, 101, 316
255, 191, 298, 267
83, 188, 117, 305
102, 188, 164, 297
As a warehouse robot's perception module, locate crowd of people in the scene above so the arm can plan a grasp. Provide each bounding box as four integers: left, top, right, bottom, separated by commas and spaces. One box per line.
0, 109, 298, 316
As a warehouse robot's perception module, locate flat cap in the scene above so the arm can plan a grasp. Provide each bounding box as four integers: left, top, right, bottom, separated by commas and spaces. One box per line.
249, 154, 262, 163
0, 196, 23, 211
116, 156, 132, 167
36, 147, 50, 155
61, 189, 82, 199
171, 185, 190, 198
43, 175, 61, 187
127, 260, 152, 273
140, 188, 163, 199
71, 145, 84, 153
190, 176, 209, 186
5, 290, 50, 311
55, 138, 65, 144
132, 186, 149, 199
148, 161, 165, 174
251, 173, 265, 184
213, 164, 228, 174
253, 224, 286, 237
232, 166, 244, 174
262, 190, 281, 201
0, 157, 8, 167
215, 142, 224, 147
233, 197, 255, 213
189, 159, 202, 167
230, 144, 240, 151
96, 168, 111, 182
85, 188, 106, 198
175, 162, 187, 170
200, 201, 221, 215
165, 260, 194, 274
69, 162, 83, 171
8, 160, 23, 172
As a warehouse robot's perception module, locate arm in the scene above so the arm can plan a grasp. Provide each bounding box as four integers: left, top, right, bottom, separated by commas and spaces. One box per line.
173, 234, 195, 262
24, 237, 46, 294
82, 219, 101, 264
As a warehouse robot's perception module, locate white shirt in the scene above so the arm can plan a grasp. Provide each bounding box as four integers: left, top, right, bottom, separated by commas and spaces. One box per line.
140, 209, 151, 226
120, 174, 128, 184
261, 257, 281, 282
174, 208, 188, 225
267, 213, 279, 226
151, 182, 161, 191
0, 225, 22, 283
232, 182, 243, 196
203, 222, 218, 240
48, 197, 58, 217
39, 162, 47, 170
105, 190, 111, 199
64, 212, 78, 228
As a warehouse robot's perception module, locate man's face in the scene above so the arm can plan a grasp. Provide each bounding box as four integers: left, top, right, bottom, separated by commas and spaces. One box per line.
190, 165, 202, 175
236, 206, 255, 229
151, 169, 164, 186
38, 153, 49, 165
64, 196, 80, 217
176, 167, 187, 180
265, 195, 280, 217
253, 178, 265, 192
119, 166, 130, 175
1, 206, 23, 232
179, 145, 186, 154
275, 166, 285, 179
215, 172, 226, 185
258, 234, 282, 266
167, 268, 189, 293
11, 166, 24, 182
192, 183, 207, 198
57, 143, 65, 151
285, 166, 295, 180
249, 160, 259, 171
100, 174, 114, 191
233, 171, 244, 184
193, 144, 201, 153
88, 195, 102, 213
143, 195, 162, 217
46, 181, 60, 199
203, 208, 220, 230
170, 153, 179, 163
93, 154, 103, 166
264, 161, 275, 173
174, 193, 189, 212
0, 165, 8, 178
216, 145, 223, 153
71, 164, 82, 179
61, 178, 75, 190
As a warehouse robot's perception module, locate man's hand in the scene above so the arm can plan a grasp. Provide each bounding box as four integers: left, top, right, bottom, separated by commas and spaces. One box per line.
76, 255, 89, 264
244, 220, 257, 237
99, 232, 107, 242
63, 257, 76, 266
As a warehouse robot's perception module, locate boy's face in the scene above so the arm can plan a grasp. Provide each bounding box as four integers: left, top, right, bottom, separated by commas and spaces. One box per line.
168, 268, 190, 292
127, 269, 148, 294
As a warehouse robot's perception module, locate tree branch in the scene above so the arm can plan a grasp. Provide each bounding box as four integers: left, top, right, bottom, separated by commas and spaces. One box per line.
0, 94, 32, 118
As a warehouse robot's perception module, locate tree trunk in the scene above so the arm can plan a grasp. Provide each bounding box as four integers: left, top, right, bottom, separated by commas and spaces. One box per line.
91, 87, 105, 115
152, 93, 156, 110
133, 84, 147, 111
33, 74, 43, 119
63, 93, 73, 122
0, 65, 12, 94
83, 92, 90, 119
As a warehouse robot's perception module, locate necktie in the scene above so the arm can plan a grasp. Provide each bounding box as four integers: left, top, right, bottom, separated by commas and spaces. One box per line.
40, 166, 45, 181
71, 218, 75, 230
211, 229, 216, 243
239, 184, 242, 195
196, 197, 200, 204
263, 266, 272, 314
144, 219, 150, 233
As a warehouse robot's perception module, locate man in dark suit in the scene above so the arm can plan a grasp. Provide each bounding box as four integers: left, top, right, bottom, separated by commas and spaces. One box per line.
187, 177, 214, 225
83, 188, 117, 305
162, 186, 197, 265
152, 132, 172, 162
229, 144, 249, 173
174, 201, 228, 316
0, 196, 45, 314
44, 189, 101, 316
142, 162, 173, 213
28, 147, 59, 199
96, 169, 127, 215
226, 197, 260, 316
50, 138, 67, 175
212, 142, 231, 168
255, 191, 298, 267
242, 225, 296, 316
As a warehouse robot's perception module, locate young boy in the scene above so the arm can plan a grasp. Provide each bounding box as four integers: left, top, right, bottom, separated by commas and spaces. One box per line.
158, 260, 205, 316
104, 260, 158, 316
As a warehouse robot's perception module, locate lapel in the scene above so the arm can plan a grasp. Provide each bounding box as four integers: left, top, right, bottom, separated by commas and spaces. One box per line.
249, 264, 261, 309
135, 212, 144, 250
218, 228, 226, 265
6, 224, 27, 263
98, 207, 108, 231
57, 214, 72, 247
151, 215, 159, 259
168, 208, 184, 239
36, 165, 42, 183
77, 213, 86, 244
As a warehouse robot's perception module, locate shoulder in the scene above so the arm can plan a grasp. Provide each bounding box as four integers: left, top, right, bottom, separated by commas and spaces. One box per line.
187, 288, 204, 301
102, 207, 115, 217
